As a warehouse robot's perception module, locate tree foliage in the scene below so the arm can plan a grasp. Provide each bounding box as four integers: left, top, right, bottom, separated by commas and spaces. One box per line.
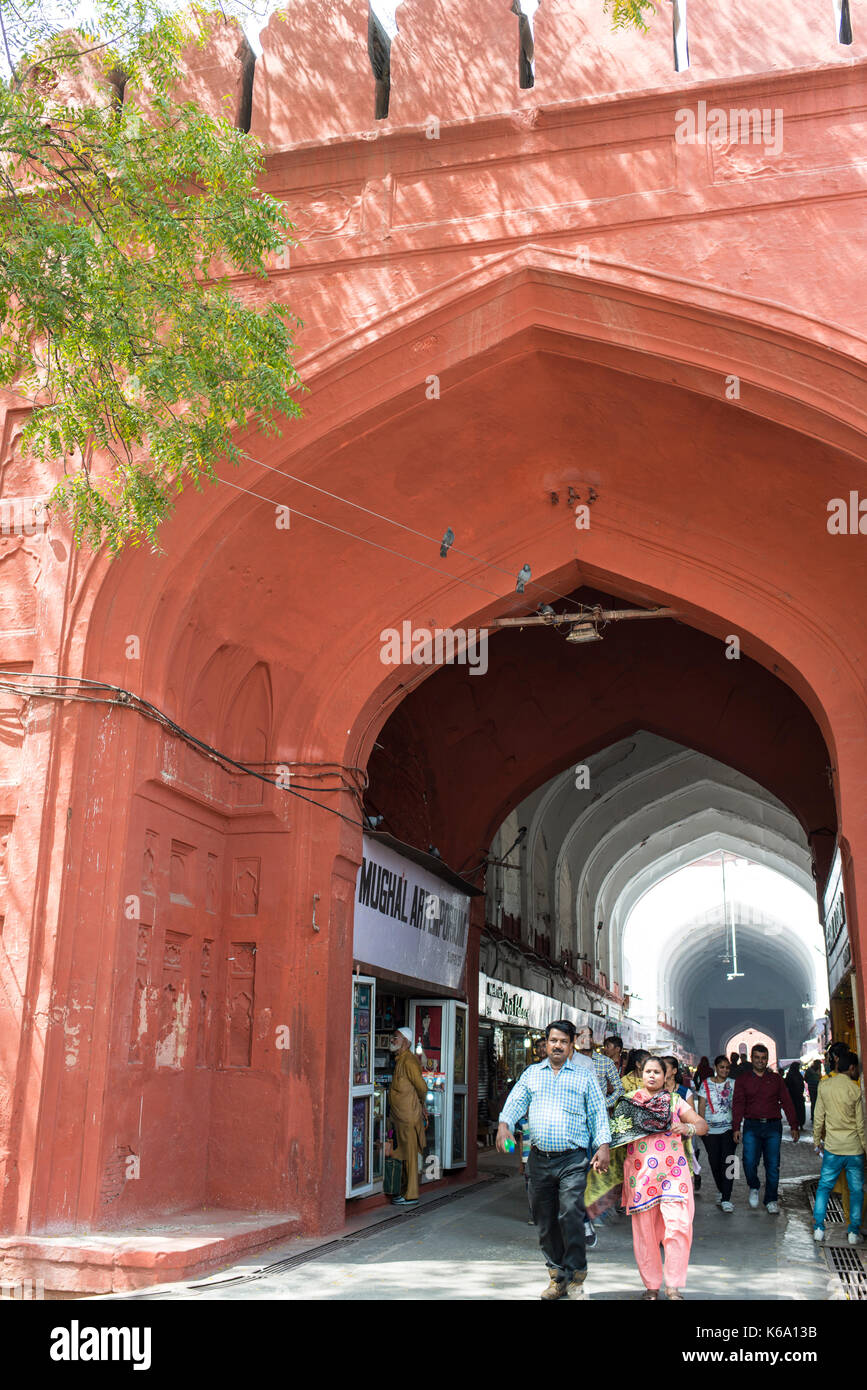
0, 0, 301, 552
604, 0, 658, 32
0, 1, 656, 553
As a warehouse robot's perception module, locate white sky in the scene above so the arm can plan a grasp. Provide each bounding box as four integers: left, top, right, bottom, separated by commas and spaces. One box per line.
623, 857, 828, 1028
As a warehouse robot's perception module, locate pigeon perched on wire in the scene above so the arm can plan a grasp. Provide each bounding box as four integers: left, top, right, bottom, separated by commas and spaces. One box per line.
537, 603, 555, 619
516, 563, 531, 594
440, 527, 455, 559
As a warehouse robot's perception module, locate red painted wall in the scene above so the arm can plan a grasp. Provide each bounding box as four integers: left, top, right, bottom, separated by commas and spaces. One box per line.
0, 6, 865, 1268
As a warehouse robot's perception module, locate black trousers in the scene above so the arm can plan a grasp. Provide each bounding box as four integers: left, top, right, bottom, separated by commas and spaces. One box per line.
702, 1130, 736, 1201
527, 1146, 588, 1280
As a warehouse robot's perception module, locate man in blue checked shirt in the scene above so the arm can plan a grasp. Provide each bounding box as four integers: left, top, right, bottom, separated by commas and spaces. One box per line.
498, 1019, 611, 1301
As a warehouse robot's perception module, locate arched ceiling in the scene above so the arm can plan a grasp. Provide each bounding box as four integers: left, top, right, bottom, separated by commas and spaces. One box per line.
471, 719, 827, 1048
664, 905, 822, 1012
367, 595, 836, 891
671, 924, 820, 1055
599, 816, 814, 986
481, 731, 815, 985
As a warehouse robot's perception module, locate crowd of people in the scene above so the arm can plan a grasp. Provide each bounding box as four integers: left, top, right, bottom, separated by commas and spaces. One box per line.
495, 1023, 865, 1300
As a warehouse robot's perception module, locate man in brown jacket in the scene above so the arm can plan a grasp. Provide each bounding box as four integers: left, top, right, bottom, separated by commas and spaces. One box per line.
389, 1027, 428, 1206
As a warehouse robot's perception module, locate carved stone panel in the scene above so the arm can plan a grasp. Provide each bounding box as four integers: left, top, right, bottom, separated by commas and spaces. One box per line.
128, 924, 152, 1065
196, 938, 214, 1068
205, 853, 219, 914
226, 940, 256, 1067
0, 815, 12, 881
232, 857, 260, 916
141, 831, 158, 897
169, 840, 195, 905
154, 930, 191, 1069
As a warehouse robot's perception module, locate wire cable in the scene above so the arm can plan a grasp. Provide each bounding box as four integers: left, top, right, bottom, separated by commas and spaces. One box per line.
0, 670, 369, 831
237, 448, 581, 607
214, 473, 505, 600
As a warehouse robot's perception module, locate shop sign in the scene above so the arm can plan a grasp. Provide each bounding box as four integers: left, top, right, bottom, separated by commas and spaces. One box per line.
483, 979, 531, 1024
353, 837, 470, 991
618, 1018, 650, 1051
823, 849, 851, 996
478, 973, 604, 1037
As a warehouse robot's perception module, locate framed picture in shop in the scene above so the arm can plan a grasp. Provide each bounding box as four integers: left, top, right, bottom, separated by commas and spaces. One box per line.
417, 1004, 442, 1071
454, 1010, 466, 1085
354, 1036, 369, 1084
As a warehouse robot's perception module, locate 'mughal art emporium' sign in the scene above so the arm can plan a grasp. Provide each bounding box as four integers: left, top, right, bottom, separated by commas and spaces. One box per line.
353, 836, 470, 991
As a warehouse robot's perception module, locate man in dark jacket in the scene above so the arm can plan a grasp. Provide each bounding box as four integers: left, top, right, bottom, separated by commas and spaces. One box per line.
805, 1060, 822, 1115
732, 1044, 799, 1214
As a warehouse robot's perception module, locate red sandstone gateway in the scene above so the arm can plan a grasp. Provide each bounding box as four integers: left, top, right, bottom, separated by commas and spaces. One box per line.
0, 1, 865, 1294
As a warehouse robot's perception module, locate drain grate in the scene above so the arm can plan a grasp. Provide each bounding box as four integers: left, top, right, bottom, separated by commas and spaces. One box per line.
825, 1245, 867, 1300
806, 1181, 867, 1299
806, 1181, 844, 1224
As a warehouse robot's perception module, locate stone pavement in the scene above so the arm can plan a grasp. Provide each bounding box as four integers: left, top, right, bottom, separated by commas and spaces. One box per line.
116, 1133, 846, 1301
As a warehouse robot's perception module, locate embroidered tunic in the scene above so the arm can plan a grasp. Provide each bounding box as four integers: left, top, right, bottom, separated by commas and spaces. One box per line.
623, 1092, 692, 1214
701, 1077, 734, 1133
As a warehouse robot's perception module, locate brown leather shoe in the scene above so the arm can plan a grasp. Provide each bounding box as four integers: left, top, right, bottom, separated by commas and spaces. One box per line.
566, 1270, 587, 1300
541, 1269, 567, 1301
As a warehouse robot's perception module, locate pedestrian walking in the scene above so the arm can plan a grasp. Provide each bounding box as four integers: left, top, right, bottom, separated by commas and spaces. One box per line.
820, 1046, 856, 1221
784, 1061, 807, 1129
516, 1122, 535, 1224
805, 1060, 822, 1115
813, 1050, 865, 1246
729, 1049, 747, 1077
696, 1055, 736, 1211
693, 1056, 713, 1086
603, 1035, 624, 1073
576, 1027, 623, 1111
576, 1026, 622, 1248
732, 1043, 800, 1214
623, 1056, 708, 1300
622, 1049, 651, 1094
388, 1027, 428, 1207
515, 1046, 542, 1225
661, 1056, 702, 1191
497, 1020, 611, 1301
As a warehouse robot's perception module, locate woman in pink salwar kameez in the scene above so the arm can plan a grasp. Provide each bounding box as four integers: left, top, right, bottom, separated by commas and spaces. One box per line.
623, 1055, 708, 1300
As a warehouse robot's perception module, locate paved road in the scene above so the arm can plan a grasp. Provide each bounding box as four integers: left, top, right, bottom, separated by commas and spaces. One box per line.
134, 1136, 840, 1301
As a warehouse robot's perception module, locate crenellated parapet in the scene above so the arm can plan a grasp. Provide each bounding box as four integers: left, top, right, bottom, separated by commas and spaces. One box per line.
19, 3, 859, 147
250, 0, 857, 150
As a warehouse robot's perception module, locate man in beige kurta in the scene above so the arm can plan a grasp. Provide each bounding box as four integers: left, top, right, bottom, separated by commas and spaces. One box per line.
389, 1027, 428, 1203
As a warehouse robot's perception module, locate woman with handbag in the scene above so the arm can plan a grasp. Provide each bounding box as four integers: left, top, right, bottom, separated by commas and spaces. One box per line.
624, 1055, 708, 1300
697, 1055, 737, 1211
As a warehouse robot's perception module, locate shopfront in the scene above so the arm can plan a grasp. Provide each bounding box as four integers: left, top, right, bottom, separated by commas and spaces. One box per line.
825, 848, 860, 1057
347, 834, 477, 1199
477, 974, 618, 1139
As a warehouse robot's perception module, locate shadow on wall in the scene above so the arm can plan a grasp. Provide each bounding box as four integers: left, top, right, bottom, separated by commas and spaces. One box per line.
248, 0, 858, 150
